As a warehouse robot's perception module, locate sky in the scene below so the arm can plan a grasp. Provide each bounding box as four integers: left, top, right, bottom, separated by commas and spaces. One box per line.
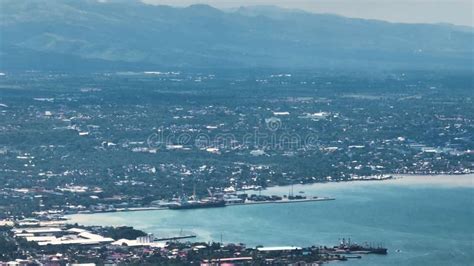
142, 0, 473, 27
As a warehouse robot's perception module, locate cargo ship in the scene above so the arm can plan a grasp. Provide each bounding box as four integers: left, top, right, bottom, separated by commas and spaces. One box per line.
333, 238, 387, 255
168, 200, 226, 210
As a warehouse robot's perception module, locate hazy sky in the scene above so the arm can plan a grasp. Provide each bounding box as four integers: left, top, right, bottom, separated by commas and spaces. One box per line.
142, 0, 473, 27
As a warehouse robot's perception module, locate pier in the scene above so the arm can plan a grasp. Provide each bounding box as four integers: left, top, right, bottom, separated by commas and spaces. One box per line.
155, 235, 197, 241
229, 197, 335, 206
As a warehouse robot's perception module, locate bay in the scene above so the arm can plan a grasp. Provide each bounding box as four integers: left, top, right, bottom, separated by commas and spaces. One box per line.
69, 175, 474, 265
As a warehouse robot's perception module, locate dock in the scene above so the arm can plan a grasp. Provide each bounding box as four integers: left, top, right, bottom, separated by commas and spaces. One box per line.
156, 235, 197, 241
229, 197, 335, 207
72, 197, 335, 216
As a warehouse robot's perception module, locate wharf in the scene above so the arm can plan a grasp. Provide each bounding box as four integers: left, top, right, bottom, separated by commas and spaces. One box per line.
230, 197, 335, 206
73, 197, 335, 215
156, 235, 197, 241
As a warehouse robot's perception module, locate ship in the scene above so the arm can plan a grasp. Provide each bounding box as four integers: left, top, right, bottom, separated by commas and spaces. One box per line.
169, 186, 228, 210
168, 200, 226, 210
333, 238, 387, 255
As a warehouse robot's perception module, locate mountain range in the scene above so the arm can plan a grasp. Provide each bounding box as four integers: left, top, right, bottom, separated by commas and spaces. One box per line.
1, 0, 473, 71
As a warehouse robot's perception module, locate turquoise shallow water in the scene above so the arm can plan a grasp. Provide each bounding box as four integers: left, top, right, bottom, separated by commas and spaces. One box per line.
69, 176, 474, 265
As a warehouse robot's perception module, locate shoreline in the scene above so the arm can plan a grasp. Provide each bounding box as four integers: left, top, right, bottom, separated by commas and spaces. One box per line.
262, 173, 474, 191
66, 173, 473, 218
236, 173, 473, 199
69, 197, 337, 216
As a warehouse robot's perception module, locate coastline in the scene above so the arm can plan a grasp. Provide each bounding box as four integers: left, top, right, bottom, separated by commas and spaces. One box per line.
69, 197, 337, 216
262, 173, 474, 192
66, 173, 473, 218
236, 173, 473, 199
382, 173, 473, 187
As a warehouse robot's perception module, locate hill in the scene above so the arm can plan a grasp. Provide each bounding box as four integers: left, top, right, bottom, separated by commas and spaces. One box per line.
0, 0, 472, 71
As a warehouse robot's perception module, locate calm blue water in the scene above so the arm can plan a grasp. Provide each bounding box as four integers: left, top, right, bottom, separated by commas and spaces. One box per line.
70, 177, 474, 265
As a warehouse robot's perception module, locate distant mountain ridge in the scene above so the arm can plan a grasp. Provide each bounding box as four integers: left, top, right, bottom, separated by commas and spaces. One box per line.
0, 0, 472, 71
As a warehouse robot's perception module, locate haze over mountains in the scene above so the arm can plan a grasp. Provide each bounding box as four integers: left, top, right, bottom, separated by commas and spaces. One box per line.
1, 0, 473, 71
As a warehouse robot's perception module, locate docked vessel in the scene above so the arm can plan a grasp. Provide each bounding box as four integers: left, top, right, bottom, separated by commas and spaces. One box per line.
168, 200, 226, 210
333, 238, 387, 255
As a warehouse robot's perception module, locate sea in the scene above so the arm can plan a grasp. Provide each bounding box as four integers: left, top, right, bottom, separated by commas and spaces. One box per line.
69, 174, 474, 266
